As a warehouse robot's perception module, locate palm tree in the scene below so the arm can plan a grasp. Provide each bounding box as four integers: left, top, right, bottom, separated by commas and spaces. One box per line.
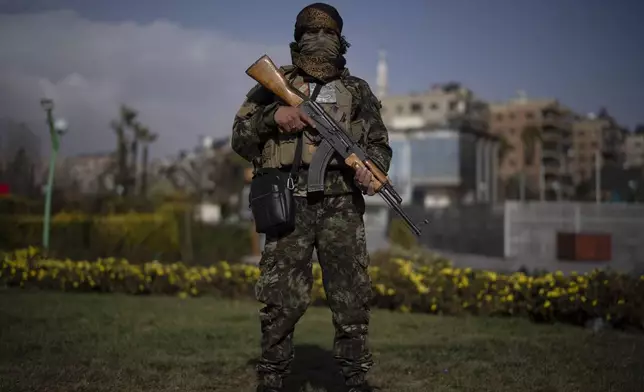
110, 105, 139, 196
497, 135, 514, 165
110, 105, 157, 197
110, 119, 128, 196
139, 128, 158, 197
520, 125, 542, 201
130, 122, 149, 195
496, 135, 515, 200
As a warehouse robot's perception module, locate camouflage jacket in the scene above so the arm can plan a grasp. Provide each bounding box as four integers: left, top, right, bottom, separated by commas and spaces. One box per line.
231, 65, 392, 196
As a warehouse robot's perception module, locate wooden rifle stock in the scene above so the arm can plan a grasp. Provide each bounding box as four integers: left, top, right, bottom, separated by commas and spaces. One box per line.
245, 55, 305, 107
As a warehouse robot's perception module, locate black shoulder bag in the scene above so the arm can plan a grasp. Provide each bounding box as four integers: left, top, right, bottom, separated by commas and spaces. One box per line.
249, 83, 323, 237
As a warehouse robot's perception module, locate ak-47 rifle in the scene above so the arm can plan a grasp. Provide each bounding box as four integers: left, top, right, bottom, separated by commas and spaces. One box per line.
245, 55, 427, 236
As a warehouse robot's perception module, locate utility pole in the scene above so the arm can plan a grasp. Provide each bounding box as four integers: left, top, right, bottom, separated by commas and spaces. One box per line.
40, 98, 68, 253
595, 150, 601, 203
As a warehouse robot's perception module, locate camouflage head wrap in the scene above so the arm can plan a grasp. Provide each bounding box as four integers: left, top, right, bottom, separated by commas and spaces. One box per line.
294, 3, 343, 41
290, 3, 349, 83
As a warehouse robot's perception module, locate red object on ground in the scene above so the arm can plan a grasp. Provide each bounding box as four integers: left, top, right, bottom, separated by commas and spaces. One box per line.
0, 183, 9, 195
556, 232, 612, 261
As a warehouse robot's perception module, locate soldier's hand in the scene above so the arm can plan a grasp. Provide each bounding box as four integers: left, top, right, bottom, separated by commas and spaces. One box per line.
355, 167, 375, 196
274, 106, 316, 133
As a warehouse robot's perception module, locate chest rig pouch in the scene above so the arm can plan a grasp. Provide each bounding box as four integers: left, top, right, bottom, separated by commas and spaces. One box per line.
249, 83, 324, 238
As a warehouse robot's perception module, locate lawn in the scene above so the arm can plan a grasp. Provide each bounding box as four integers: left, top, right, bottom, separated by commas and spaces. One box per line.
0, 289, 642, 392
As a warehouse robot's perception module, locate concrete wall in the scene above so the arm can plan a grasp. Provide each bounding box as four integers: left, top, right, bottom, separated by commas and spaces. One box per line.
248, 196, 644, 276
393, 201, 644, 275
403, 204, 505, 258
503, 201, 644, 275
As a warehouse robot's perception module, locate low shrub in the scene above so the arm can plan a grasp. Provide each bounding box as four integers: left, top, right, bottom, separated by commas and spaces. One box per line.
0, 210, 251, 264
2, 247, 643, 330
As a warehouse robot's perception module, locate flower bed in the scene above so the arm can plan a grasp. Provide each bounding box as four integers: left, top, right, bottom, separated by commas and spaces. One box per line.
2, 248, 643, 330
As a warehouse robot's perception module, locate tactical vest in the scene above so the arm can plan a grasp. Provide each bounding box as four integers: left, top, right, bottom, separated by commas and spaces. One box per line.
260, 67, 363, 170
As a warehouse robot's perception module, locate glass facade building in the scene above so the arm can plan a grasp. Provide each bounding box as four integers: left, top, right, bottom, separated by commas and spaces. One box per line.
365, 128, 498, 208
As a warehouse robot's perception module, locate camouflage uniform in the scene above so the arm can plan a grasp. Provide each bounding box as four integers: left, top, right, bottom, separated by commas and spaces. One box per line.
231, 3, 392, 390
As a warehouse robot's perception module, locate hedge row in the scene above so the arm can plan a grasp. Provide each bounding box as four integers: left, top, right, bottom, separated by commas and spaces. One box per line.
0, 210, 251, 264
3, 247, 643, 330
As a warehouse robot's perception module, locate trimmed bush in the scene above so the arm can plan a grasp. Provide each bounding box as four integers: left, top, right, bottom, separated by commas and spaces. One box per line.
0, 210, 251, 264
3, 247, 643, 330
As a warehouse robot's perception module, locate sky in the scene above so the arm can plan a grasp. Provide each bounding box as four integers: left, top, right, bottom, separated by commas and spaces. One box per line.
0, 0, 642, 159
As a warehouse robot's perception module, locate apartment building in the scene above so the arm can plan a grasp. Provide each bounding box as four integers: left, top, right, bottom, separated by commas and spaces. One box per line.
625, 133, 644, 168
571, 112, 627, 184
372, 52, 497, 208
488, 93, 574, 200
379, 82, 490, 133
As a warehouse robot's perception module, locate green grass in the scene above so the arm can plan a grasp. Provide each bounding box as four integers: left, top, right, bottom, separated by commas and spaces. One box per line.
1, 289, 643, 392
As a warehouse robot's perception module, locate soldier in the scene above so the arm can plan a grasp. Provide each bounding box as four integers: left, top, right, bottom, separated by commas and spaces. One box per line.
231, 3, 392, 392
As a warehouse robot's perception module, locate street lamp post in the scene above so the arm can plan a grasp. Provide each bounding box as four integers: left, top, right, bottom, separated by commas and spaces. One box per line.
40, 98, 67, 253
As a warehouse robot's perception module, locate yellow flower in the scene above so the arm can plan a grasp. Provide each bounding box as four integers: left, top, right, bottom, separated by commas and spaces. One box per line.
544, 300, 551, 308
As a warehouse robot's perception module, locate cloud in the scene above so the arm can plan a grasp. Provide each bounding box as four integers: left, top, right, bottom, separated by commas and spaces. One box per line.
0, 10, 290, 158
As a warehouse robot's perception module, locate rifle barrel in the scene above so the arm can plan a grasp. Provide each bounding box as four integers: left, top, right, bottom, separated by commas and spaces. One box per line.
379, 189, 423, 237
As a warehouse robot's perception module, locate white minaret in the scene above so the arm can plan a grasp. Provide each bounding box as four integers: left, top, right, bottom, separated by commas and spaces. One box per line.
376, 49, 388, 99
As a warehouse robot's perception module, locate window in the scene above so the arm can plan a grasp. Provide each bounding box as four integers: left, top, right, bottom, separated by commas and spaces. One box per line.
525, 112, 535, 120
509, 128, 516, 135
410, 102, 422, 113
508, 113, 516, 120
448, 101, 458, 111
429, 102, 439, 110
409, 133, 460, 181
496, 113, 504, 121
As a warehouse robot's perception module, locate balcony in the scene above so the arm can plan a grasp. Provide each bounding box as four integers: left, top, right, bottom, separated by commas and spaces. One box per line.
542, 141, 559, 152
542, 155, 561, 167
541, 115, 565, 129
541, 127, 562, 142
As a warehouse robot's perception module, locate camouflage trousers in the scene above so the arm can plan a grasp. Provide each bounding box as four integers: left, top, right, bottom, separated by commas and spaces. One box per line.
254, 192, 374, 389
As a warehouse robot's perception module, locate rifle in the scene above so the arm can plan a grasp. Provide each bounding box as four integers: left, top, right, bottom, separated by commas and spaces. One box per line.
245, 55, 427, 237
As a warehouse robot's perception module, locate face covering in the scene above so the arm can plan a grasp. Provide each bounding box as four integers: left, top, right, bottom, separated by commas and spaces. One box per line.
298, 30, 341, 59
290, 30, 345, 83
